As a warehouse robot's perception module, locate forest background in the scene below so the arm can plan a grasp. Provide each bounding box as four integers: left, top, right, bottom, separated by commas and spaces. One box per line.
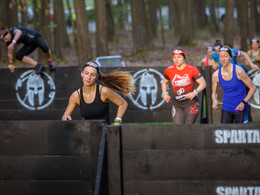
0, 0, 259, 68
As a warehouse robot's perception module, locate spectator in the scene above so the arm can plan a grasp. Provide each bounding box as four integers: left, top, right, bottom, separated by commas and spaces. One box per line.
198, 46, 218, 70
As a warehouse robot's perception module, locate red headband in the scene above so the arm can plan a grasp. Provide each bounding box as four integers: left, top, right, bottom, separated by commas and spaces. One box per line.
172, 49, 185, 58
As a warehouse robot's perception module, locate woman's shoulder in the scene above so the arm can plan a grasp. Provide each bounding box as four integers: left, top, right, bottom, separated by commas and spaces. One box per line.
71, 88, 81, 98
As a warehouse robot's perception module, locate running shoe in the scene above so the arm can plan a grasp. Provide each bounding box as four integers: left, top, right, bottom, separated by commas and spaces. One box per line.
35, 63, 44, 74
49, 63, 56, 71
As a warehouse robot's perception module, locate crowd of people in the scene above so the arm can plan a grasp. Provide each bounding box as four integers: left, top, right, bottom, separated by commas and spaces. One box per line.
0, 26, 259, 125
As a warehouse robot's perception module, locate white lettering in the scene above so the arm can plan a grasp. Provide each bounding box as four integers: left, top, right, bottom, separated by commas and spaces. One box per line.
216, 186, 225, 195
215, 130, 223, 144
216, 186, 260, 195
223, 130, 231, 143
214, 130, 260, 144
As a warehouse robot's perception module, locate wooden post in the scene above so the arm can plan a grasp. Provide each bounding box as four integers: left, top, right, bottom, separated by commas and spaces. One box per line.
106, 126, 123, 195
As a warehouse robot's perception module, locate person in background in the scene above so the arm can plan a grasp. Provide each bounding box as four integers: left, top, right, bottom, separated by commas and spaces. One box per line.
247, 37, 260, 66
198, 46, 218, 70
162, 48, 206, 124
212, 46, 256, 124
0, 26, 55, 74
212, 39, 259, 71
61, 61, 135, 126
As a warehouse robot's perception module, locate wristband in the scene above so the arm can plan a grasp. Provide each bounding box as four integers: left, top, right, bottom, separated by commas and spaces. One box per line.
115, 117, 122, 122
241, 100, 247, 105
193, 89, 199, 96
161, 92, 167, 98
113, 119, 121, 126
12, 39, 16, 44
213, 99, 217, 104
8, 64, 13, 67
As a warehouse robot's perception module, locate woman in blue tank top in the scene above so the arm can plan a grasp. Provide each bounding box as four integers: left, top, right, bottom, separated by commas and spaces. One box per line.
211, 46, 256, 123
61, 61, 135, 125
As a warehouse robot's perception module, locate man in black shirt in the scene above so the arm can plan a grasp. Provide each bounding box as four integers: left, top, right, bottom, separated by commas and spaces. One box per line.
0, 26, 55, 74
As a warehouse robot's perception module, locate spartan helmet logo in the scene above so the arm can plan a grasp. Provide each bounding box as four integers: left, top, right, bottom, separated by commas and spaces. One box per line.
247, 70, 260, 109
140, 72, 158, 106
16, 70, 56, 110
252, 71, 260, 105
130, 68, 165, 110
27, 74, 44, 106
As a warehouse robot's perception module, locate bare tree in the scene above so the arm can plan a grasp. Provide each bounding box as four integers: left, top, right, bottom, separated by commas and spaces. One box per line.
7, 0, 19, 27
209, 0, 218, 34
53, 0, 66, 59
66, 0, 76, 44
18, 0, 28, 26
105, 0, 115, 42
168, 0, 180, 34
117, 0, 125, 30
130, 0, 151, 53
40, 0, 52, 51
194, 0, 207, 29
257, 0, 260, 34
237, 0, 249, 51
33, 0, 41, 31
224, 0, 234, 47
95, 0, 109, 56
178, 0, 194, 46
147, 0, 158, 39
158, 0, 165, 47
249, 0, 257, 37
0, 0, 8, 64
73, 0, 92, 64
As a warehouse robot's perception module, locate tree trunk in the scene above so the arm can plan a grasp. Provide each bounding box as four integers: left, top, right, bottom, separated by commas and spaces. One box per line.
7, 0, 19, 27
158, 0, 165, 47
147, 0, 158, 39
256, 0, 260, 34
105, 0, 115, 42
168, 0, 174, 30
73, 0, 92, 64
130, 0, 151, 53
249, 0, 257, 37
53, 0, 64, 59
178, 0, 194, 46
168, 0, 180, 34
117, 0, 125, 30
0, 0, 8, 64
40, 0, 52, 52
224, 0, 234, 47
95, 0, 109, 56
195, 0, 207, 29
66, 0, 76, 46
209, 0, 218, 34
33, 0, 40, 31
18, 0, 28, 26
237, 0, 249, 51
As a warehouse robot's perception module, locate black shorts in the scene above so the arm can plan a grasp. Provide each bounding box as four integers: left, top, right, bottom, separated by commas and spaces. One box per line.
172, 98, 199, 124
221, 109, 245, 124
16, 35, 49, 61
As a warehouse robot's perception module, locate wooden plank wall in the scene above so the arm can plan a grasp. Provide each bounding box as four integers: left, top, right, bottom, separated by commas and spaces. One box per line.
106, 124, 260, 195
0, 120, 105, 195
0, 65, 259, 123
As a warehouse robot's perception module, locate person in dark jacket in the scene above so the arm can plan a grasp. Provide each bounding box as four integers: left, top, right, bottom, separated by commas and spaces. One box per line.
0, 26, 55, 74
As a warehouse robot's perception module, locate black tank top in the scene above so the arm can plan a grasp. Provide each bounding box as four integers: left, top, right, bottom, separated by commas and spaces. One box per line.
79, 84, 110, 124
